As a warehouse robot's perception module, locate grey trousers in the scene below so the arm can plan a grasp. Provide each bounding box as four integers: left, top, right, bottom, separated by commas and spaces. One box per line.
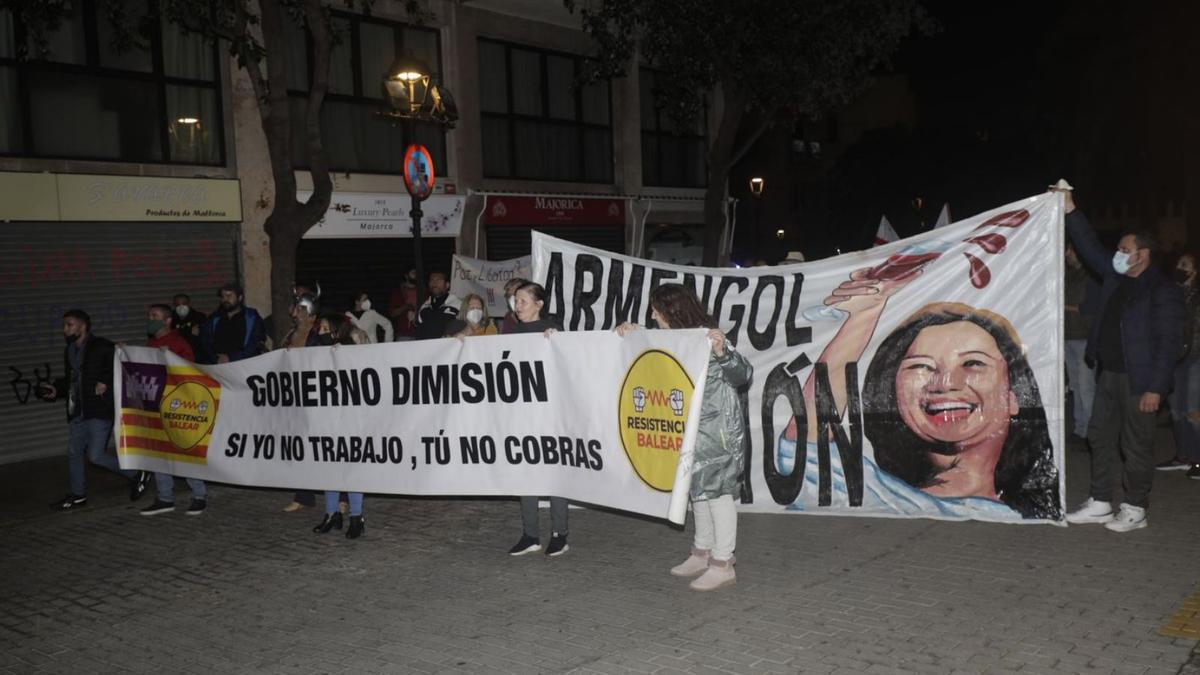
1087, 371, 1158, 508
520, 497, 568, 538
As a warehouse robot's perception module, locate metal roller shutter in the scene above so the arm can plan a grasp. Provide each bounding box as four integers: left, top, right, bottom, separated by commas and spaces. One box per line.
0, 221, 240, 464
295, 237, 457, 312
486, 225, 625, 261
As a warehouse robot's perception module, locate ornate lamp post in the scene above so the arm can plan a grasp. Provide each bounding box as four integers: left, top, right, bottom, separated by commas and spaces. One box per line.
379, 54, 458, 306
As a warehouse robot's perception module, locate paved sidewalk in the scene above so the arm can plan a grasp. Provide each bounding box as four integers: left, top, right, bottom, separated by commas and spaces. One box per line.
1, 440, 1199, 674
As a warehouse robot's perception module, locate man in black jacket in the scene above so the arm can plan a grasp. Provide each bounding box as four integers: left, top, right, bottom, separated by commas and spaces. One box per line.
40, 309, 150, 510
1059, 183, 1186, 532
413, 271, 461, 340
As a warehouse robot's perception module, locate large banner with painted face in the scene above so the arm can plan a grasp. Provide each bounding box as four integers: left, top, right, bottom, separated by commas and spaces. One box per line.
114, 329, 713, 524
532, 193, 1066, 523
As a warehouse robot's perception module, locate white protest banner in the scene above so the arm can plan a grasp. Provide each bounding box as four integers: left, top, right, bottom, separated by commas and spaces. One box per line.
450, 255, 532, 317
115, 330, 712, 524
533, 193, 1066, 523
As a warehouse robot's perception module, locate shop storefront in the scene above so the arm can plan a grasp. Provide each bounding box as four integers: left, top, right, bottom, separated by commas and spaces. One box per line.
298, 191, 465, 311
480, 194, 627, 260
0, 171, 242, 464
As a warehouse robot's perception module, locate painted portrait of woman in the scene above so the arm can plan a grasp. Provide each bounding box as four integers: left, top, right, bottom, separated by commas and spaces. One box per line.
861, 303, 1060, 519
777, 263, 1061, 520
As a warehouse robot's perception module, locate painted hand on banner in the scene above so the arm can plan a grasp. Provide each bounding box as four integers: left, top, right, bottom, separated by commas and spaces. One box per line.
823, 267, 923, 316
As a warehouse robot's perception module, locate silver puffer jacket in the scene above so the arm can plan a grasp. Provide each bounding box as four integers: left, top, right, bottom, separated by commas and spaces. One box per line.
690, 345, 753, 501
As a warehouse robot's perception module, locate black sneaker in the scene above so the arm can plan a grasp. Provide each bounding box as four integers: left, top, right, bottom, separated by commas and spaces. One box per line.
185, 499, 206, 516
50, 494, 87, 511
140, 499, 175, 516
129, 471, 152, 501
1187, 465, 1200, 480
508, 534, 541, 556
545, 532, 569, 557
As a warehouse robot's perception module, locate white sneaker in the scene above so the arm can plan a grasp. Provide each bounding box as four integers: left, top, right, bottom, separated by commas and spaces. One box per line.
670, 550, 710, 577
689, 559, 736, 591
1065, 498, 1114, 524
1104, 504, 1147, 532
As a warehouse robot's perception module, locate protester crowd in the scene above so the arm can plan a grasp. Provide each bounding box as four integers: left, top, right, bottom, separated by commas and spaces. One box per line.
32, 179, 1200, 595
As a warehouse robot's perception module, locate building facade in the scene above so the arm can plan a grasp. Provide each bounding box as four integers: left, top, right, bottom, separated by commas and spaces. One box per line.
0, 0, 712, 463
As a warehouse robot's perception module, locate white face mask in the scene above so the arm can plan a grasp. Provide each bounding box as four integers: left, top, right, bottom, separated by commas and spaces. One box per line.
360, 299, 371, 311
1112, 250, 1133, 275
466, 308, 484, 324
507, 296, 516, 312
175, 305, 190, 318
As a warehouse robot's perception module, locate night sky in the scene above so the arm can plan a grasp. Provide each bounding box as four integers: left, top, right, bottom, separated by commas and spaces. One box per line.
734, 1, 1195, 262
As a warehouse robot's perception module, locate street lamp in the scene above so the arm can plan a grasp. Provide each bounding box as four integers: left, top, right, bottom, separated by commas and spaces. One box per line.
749, 176, 765, 197
379, 53, 459, 307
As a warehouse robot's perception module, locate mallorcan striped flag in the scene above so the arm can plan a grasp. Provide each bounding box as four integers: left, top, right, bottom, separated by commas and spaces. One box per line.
118, 360, 222, 465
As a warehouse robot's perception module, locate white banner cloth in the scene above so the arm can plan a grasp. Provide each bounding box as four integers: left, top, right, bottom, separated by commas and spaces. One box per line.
115, 330, 712, 524
532, 194, 1066, 523
449, 255, 532, 317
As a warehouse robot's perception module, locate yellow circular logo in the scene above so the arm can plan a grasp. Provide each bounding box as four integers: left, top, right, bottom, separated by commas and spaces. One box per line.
618, 349, 695, 491
158, 381, 218, 450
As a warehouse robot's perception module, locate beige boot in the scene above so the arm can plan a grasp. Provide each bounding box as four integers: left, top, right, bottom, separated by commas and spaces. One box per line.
670, 548, 710, 577
689, 558, 736, 591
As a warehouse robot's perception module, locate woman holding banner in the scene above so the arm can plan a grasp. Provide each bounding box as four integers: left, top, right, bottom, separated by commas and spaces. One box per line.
617, 284, 753, 591
777, 266, 1060, 520
503, 282, 571, 557
312, 316, 366, 539
450, 294, 498, 337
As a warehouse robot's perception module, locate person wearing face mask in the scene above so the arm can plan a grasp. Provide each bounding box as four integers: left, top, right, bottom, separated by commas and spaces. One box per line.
139, 304, 208, 516
1059, 180, 1186, 532
499, 277, 529, 335
345, 291, 393, 343
41, 309, 151, 511
308, 316, 367, 538
1162, 251, 1200, 477
198, 283, 266, 364
448, 294, 498, 337
171, 293, 206, 354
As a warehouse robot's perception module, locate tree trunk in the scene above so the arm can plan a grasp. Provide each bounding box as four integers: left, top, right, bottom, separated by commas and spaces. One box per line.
267, 209, 302, 341
701, 89, 746, 266
252, 0, 334, 342
700, 88, 774, 266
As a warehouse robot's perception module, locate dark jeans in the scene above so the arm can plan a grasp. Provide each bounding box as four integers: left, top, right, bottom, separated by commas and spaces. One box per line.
519, 497, 568, 538
1171, 358, 1200, 463
1087, 371, 1157, 508
67, 418, 133, 496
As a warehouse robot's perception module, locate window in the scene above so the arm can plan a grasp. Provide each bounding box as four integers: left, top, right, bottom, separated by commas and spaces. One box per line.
0, 1, 224, 165
640, 68, 706, 188
478, 39, 613, 184
287, 12, 445, 175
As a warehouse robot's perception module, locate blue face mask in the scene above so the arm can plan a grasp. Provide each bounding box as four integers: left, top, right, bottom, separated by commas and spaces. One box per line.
1112, 250, 1133, 275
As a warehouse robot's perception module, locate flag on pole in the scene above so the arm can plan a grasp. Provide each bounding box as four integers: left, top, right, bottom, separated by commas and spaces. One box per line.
933, 203, 953, 229
873, 215, 899, 246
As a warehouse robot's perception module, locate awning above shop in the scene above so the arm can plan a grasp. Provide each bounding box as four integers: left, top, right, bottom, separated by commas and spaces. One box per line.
0, 171, 241, 222
299, 191, 465, 239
